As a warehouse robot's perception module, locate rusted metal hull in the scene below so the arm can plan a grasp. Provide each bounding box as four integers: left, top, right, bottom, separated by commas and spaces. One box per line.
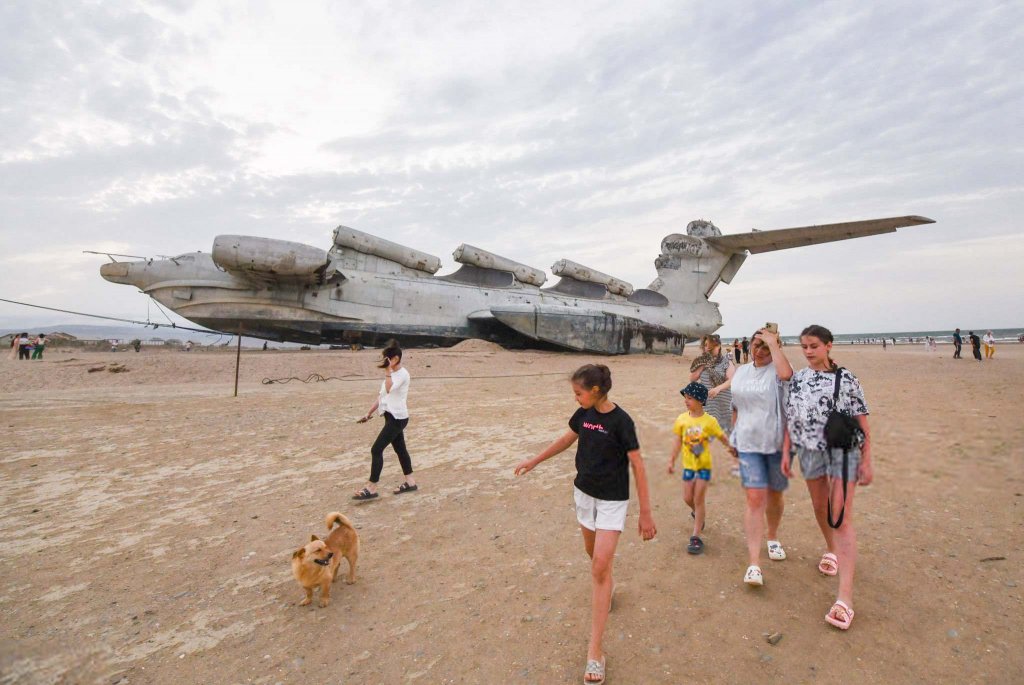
490, 305, 684, 354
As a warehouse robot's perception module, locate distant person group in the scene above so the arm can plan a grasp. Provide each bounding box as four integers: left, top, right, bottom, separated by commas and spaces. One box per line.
952, 328, 997, 361
7, 333, 46, 360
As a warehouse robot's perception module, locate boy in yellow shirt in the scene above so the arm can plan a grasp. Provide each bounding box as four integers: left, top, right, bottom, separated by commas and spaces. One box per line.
667, 382, 737, 554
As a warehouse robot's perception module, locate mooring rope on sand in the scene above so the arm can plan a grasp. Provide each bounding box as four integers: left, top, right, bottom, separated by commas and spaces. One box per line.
261, 371, 567, 385
262, 373, 362, 384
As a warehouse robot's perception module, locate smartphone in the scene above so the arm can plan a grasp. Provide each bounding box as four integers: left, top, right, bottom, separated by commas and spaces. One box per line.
764, 322, 779, 335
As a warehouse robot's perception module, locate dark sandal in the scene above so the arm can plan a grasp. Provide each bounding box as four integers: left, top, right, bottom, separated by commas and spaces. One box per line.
352, 488, 379, 501
393, 482, 419, 495
687, 536, 704, 555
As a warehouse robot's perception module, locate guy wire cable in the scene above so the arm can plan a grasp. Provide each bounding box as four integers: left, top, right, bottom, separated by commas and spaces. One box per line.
262, 371, 568, 384
0, 297, 221, 335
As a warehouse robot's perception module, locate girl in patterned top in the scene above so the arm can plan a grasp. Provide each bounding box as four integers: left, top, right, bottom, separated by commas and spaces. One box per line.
781, 325, 873, 630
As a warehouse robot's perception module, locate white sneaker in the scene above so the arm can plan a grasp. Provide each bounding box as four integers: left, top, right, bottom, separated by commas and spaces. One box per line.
744, 565, 764, 586
767, 540, 787, 561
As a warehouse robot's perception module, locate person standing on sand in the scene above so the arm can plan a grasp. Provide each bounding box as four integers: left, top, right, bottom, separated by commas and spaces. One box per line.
689, 335, 737, 474
31, 334, 46, 360
733, 338, 742, 364
18, 333, 32, 360
515, 364, 656, 685
7, 335, 18, 360
983, 331, 995, 359
353, 341, 417, 500
952, 328, 962, 359
782, 325, 872, 630
741, 336, 750, 363
731, 328, 794, 587
968, 331, 982, 361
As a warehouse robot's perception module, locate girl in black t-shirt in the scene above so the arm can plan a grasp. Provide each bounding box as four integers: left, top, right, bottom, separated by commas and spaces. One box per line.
515, 364, 656, 685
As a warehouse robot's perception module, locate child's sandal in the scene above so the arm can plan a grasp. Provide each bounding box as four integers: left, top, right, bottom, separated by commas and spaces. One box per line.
583, 656, 605, 684
818, 551, 838, 575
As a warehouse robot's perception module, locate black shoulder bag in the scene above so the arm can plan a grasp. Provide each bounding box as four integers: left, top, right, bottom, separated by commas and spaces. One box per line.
823, 368, 863, 529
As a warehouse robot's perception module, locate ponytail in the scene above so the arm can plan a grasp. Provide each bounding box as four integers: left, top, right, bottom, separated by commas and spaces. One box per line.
571, 364, 612, 397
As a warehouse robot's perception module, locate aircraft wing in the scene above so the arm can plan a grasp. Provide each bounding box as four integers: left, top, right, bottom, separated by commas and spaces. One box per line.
704, 215, 935, 255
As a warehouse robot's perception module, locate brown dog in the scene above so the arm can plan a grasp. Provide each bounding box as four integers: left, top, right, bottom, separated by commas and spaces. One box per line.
291, 511, 359, 607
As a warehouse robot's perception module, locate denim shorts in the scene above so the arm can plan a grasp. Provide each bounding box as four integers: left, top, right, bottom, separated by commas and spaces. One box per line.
738, 451, 788, 492
682, 469, 711, 482
795, 447, 861, 481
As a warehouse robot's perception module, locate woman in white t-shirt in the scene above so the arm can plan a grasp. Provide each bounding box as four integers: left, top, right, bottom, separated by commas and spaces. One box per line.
730, 328, 793, 587
353, 342, 417, 500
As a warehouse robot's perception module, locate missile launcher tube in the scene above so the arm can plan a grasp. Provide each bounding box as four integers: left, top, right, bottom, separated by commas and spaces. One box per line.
333, 225, 442, 274
452, 244, 547, 286
550, 259, 634, 296
212, 236, 329, 277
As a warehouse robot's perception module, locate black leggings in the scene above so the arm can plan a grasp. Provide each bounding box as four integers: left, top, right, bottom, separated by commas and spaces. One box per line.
370, 412, 413, 483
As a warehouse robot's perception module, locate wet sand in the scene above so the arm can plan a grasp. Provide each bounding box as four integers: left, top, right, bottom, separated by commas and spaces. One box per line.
1, 343, 1022, 684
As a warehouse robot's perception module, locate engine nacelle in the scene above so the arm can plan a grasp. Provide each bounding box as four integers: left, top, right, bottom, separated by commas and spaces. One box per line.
333, 225, 442, 274
453, 244, 547, 287
212, 236, 330, 279
551, 259, 634, 296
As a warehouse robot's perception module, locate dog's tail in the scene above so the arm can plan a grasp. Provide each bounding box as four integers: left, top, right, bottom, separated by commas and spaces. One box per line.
325, 511, 354, 531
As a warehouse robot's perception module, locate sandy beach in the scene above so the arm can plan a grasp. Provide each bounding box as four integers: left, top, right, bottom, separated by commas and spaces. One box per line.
1, 342, 1021, 684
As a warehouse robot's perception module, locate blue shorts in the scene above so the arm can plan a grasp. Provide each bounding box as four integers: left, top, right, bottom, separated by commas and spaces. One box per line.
738, 451, 788, 492
682, 469, 711, 482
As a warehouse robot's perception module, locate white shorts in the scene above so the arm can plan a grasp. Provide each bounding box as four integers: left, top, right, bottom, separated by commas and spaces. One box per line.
573, 487, 628, 532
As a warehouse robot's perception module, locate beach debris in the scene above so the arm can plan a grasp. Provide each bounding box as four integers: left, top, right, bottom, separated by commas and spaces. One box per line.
108, 363, 128, 373
767, 632, 784, 645
88, 365, 106, 373
947, 629, 959, 638
979, 556, 1006, 562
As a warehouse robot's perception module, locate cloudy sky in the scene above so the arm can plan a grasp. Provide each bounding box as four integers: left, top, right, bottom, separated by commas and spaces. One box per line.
1, 0, 1021, 337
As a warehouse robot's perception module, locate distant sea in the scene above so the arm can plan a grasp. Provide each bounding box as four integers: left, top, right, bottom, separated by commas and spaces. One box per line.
763, 327, 1024, 345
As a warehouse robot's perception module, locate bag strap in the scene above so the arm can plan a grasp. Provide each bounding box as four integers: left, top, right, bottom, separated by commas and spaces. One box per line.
827, 367, 848, 529
831, 367, 844, 408
827, 449, 849, 529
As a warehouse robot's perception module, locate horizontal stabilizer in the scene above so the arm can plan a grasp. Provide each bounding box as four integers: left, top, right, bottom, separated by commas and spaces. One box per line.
704, 215, 935, 255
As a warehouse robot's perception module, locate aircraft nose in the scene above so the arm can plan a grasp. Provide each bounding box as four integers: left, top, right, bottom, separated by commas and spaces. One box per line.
100, 261, 132, 284
100, 260, 153, 288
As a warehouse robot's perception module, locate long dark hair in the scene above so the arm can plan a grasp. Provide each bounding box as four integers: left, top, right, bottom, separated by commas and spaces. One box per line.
378, 339, 403, 368
571, 364, 612, 397
800, 324, 838, 371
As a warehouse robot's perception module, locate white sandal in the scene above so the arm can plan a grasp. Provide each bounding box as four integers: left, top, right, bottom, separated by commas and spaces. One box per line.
744, 565, 764, 586
767, 540, 786, 561
583, 656, 606, 684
